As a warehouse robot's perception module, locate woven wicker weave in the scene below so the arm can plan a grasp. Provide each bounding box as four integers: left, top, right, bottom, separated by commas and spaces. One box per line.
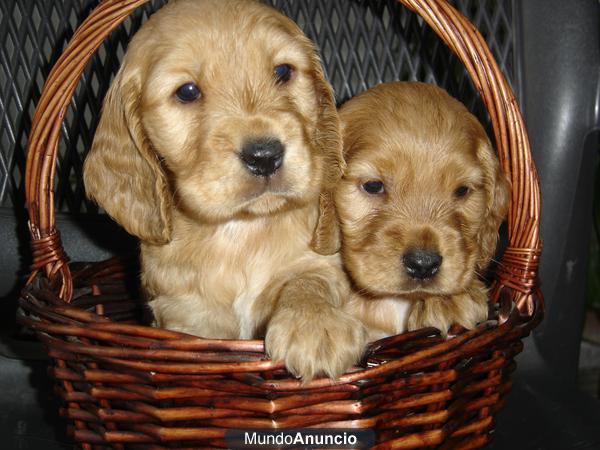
20, 0, 543, 448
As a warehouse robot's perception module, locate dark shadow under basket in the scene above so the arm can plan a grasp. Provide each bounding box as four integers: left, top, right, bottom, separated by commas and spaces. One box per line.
20, 0, 543, 448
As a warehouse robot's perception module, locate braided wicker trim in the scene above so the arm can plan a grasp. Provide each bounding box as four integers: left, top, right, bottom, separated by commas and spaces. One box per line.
495, 246, 542, 294
27, 223, 72, 300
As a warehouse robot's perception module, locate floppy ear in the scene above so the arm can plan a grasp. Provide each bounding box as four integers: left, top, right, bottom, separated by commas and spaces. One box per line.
308, 51, 344, 255
311, 190, 341, 255
310, 56, 345, 191
83, 63, 172, 245
476, 140, 511, 269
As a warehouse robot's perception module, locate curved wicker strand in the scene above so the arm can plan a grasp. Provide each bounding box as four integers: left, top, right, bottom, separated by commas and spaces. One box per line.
447, 0, 541, 251
27, 0, 146, 223
25, 0, 150, 301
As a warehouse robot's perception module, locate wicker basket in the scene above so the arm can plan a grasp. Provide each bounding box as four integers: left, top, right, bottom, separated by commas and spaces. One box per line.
20, 0, 543, 448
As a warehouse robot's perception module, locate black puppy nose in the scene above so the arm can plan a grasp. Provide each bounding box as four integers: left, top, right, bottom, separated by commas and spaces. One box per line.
240, 138, 285, 177
403, 250, 443, 280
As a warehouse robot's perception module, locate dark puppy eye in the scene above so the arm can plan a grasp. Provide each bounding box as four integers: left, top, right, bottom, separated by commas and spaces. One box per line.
175, 83, 201, 103
274, 63, 293, 84
362, 180, 385, 195
454, 185, 470, 198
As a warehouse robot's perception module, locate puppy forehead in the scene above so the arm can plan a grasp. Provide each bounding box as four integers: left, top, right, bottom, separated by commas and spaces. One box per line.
341, 82, 488, 179
347, 136, 483, 184
140, 0, 310, 80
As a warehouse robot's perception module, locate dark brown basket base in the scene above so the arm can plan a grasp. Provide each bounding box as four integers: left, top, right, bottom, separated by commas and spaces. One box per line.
18, 257, 542, 449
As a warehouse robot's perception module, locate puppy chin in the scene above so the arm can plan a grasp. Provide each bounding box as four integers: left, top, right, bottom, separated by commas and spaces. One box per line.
180, 193, 292, 223
240, 173, 314, 216
364, 282, 465, 300
397, 280, 454, 297
242, 193, 290, 216
396, 269, 475, 297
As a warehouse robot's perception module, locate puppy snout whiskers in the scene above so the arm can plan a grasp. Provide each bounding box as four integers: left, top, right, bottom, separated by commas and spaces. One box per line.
403, 249, 443, 280
240, 138, 285, 177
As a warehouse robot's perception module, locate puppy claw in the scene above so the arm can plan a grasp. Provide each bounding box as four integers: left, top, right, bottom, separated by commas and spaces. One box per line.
266, 307, 368, 382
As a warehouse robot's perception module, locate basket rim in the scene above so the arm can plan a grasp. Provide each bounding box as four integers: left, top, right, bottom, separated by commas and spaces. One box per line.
20, 265, 542, 389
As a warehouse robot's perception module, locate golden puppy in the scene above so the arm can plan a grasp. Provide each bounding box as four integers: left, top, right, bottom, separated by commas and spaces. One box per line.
333, 81, 510, 340
83, 0, 365, 380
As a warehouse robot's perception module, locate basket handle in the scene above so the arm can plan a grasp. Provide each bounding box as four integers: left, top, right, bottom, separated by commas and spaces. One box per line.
25, 0, 543, 313
25, 0, 150, 302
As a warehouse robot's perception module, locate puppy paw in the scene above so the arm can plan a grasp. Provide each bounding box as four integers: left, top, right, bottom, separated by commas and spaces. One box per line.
265, 306, 367, 381
407, 289, 488, 336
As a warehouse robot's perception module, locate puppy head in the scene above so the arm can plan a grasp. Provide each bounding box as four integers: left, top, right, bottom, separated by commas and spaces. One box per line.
84, 0, 342, 245
335, 82, 510, 297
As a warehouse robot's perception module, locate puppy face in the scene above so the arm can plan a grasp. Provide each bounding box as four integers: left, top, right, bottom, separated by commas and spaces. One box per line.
84, 0, 342, 243
336, 82, 509, 297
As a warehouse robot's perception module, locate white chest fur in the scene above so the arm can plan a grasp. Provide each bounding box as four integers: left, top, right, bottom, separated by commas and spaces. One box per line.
142, 206, 318, 339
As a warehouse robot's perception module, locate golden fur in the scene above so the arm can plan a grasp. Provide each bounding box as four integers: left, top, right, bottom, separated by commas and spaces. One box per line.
332, 82, 510, 339
83, 0, 366, 380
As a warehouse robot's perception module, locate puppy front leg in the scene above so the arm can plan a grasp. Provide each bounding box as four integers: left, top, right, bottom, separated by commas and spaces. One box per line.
407, 279, 489, 336
263, 266, 367, 381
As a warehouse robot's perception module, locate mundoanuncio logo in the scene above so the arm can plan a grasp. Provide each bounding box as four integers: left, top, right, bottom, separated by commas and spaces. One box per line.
225, 428, 375, 449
